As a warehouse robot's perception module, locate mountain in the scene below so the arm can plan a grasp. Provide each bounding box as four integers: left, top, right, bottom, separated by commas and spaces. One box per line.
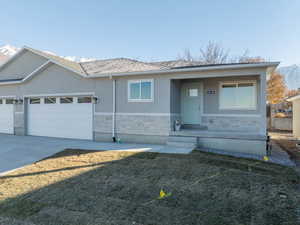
0, 45, 19, 64
278, 65, 300, 90
0, 44, 95, 65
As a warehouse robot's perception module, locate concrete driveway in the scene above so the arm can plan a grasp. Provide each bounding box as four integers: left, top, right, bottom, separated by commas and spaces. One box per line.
0, 134, 192, 175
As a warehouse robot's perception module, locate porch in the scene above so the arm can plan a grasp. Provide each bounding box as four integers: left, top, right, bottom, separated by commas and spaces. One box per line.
170, 73, 266, 135
168, 73, 267, 156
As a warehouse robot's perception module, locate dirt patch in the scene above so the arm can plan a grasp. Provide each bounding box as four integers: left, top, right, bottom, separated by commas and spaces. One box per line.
0, 149, 299, 225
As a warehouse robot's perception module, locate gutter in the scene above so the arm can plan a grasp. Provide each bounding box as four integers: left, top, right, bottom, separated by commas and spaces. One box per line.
87, 62, 280, 79
112, 79, 116, 142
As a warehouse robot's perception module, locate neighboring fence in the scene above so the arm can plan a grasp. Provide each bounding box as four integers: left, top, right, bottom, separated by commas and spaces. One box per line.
270, 117, 292, 131
268, 103, 293, 131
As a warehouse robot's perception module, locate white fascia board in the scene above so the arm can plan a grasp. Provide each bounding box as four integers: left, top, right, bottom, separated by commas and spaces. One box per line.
22, 60, 52, 82
87, 62, 280, 78
46, 59, 87, 78
23, 92, 96, 98
0, 80, 22, 86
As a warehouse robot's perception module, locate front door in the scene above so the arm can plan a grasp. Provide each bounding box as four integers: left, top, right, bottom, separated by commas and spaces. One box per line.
181, 82, 202, 124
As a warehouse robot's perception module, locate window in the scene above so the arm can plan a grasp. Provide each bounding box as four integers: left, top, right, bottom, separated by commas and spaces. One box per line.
219, 81, 256, 110
78, 96, 92, 103
45, 97, 56, 104
6, 99, 14, 104
128, 80, 153, 101
60, 97, 73, 104
188, 88, 198, 97
0, 99, 3, 104
29, 98, 40, 104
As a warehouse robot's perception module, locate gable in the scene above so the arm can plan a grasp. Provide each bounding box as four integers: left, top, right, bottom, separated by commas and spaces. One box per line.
0, 50, 48, 80
21, 63, 94, 94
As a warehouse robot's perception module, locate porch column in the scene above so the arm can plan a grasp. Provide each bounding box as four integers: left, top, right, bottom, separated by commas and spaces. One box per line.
259, 72, 267, 135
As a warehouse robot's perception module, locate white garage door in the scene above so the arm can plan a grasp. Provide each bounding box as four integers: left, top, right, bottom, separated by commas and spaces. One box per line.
0, 98, 14, 134
27, 96, 93, 140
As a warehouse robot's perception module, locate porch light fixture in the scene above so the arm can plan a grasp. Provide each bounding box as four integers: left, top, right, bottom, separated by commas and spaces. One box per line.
92, 96, 98, 104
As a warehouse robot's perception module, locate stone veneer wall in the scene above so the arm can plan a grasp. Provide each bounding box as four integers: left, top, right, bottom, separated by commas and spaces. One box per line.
201, 116, 262, 132
94, 113, 172, 136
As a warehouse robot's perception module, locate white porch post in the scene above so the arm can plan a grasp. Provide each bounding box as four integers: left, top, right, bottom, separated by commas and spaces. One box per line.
260, 72, 267, 135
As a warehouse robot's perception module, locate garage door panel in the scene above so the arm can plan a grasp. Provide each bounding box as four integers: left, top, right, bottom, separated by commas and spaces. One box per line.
27, 98, 93, 140
0, 105, 14, 134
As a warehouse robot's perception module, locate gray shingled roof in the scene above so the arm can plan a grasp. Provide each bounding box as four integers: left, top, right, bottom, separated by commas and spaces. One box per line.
0, 46, 275, 80
80, 58, 201, 75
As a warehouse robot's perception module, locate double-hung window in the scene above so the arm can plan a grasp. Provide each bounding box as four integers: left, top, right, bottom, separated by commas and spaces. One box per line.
128, 79, 153, 102
219, 81, 256, 110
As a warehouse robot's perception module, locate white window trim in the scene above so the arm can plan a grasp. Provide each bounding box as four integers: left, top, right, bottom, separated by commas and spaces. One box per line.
219, 80, 257, 110
128, 79, 154, 102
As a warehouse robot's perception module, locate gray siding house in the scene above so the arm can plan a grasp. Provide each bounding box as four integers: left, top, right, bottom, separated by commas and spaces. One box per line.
0, 46, 279, 155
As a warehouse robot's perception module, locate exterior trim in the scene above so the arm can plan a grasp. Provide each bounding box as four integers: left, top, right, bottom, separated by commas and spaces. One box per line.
23, 47, 87, 77
23, 92, 96, 98
94, 112, 178, 116
22, 60, 52, 82
0, 60, 52, 86
202, 113, 261, 117
0, 95, 17, 99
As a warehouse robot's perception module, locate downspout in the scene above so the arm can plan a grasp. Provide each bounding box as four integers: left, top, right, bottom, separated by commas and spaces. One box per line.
112, 79, 116, 142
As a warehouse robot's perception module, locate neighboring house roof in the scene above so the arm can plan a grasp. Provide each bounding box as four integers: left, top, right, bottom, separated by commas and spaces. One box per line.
287, 94, 300, 102
0, 46, 280, 84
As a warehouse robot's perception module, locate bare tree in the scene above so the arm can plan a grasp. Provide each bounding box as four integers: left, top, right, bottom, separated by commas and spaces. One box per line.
199, 41, 229, 64
178, 42, 266, 64
178, 48, 194, 62
238, 49, 265, 63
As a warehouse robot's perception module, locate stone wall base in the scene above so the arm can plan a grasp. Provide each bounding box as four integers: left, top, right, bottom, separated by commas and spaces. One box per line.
94, 132, 168, 145
198, 137, 266, 156
202, 116, 262, 133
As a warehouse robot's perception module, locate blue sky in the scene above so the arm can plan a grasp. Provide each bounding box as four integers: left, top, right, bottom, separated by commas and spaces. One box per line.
0, 0, 299, 66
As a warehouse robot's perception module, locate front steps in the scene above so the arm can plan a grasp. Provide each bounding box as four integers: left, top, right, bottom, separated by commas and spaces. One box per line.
166, 136, 198, 148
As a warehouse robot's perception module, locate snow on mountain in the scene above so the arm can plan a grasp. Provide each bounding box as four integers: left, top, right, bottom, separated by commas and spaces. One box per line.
0, 44, 95, 65
0, 44, 19, 56
278, 64, 300, 90
0, 45, 19, 65
63, 56, 96, 62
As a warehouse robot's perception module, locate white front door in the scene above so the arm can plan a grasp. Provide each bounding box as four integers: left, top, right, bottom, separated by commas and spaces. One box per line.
181, 82, 202, 124
27, 96, 93, 140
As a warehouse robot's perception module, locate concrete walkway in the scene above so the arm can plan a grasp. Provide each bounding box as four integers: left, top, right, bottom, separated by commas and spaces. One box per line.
0, 134, 193, 175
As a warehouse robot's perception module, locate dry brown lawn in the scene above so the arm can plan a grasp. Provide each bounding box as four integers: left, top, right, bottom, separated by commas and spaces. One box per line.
0, 149, 299, 225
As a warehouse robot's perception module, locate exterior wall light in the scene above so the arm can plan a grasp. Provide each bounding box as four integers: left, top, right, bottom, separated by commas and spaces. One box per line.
92, 96, 98, 104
